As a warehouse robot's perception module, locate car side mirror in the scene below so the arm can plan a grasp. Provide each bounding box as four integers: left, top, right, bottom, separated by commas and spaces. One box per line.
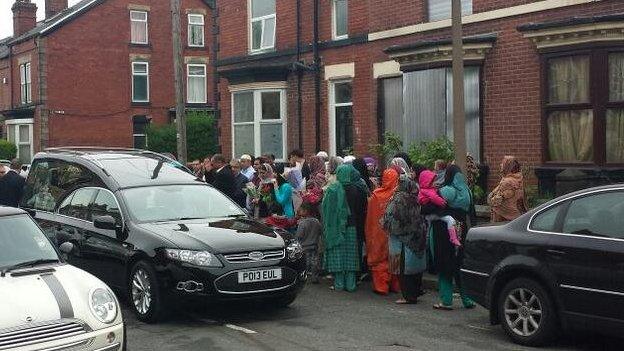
59, 241, 75, 254
93, 215, 119, 231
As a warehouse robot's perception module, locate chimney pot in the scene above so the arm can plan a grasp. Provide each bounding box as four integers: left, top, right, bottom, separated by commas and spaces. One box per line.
12, 0, 38, 37
45, 0, 68, 19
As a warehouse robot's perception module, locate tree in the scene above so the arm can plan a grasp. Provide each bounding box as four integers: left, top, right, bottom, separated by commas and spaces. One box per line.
146, 111, 218, 161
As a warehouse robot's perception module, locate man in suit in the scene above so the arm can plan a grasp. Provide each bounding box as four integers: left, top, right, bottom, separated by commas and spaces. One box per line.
0, 159, 26, 207
208, 154, 235, 199
229, 159, 249, 208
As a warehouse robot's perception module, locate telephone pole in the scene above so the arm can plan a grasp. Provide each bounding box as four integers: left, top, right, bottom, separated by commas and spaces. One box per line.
451, 0, 467, 172
171, 0, 187, 164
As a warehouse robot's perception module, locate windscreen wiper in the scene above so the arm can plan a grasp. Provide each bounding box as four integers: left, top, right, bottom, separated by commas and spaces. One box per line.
1, 259, 59, 277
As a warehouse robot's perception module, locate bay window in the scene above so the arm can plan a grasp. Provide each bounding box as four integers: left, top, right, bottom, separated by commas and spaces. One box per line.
130, 10, 148, 44
249, 0, 276, 52
544, 50, 624, 164
188, 14, 204, 47
132, 62, 149, 103
187, 64, 207, 103
232, 89, 286, 160
5, 119, 33, 164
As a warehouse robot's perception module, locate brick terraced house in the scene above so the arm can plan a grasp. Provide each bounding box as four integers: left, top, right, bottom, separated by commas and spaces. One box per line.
0, 0, 215, 163
215, 0, 624, 192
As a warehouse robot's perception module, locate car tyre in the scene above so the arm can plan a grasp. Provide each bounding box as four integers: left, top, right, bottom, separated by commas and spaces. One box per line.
128, 260, 167, 323
498, 278, 557, 347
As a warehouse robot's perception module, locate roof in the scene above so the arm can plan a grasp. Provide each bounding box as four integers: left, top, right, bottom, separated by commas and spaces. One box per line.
383, 33, 498, 54
5, 0, 215, 46
0, 207, 26, 217
517, 13, 624, 32
0, 37, 12, 59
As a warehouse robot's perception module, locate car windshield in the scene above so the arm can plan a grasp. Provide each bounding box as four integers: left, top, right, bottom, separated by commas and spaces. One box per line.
123, 184, 246, 223
0, 215, 59, 270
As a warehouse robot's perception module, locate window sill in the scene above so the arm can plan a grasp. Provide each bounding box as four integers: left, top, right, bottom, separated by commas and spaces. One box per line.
131, 102, 151, 107
129, 43, 152, 49
249, 48, 276, 56
186, 45, 206, 50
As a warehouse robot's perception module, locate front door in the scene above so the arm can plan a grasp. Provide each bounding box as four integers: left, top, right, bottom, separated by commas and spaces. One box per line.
544, 190, 624, 327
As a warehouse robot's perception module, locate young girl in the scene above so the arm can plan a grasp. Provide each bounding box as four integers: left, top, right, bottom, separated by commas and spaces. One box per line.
418, 170, 461, 247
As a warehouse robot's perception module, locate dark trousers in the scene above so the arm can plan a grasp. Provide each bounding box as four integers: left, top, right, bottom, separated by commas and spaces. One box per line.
304, 248, 320, 282
399, 247, 423, 302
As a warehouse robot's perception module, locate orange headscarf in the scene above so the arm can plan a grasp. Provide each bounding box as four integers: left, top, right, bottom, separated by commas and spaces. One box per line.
365, 169, 399, 268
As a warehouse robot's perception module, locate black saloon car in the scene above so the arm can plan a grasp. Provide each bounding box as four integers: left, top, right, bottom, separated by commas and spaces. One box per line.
20, 148, 306, 323
461, 184, 624, 346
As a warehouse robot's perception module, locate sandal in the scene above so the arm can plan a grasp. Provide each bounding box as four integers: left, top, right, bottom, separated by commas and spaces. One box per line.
433, 303, 453, 310
395, 299, 417, 305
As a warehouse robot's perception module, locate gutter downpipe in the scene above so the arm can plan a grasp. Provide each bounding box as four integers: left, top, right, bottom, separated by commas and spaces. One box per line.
296, 0, 303, 150
313, 0, 321, 152
211, 1, 221, 151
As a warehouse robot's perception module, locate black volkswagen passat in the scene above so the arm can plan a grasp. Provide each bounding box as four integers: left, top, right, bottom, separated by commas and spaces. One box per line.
461, 184, 624, 346
20, 148, 306, 323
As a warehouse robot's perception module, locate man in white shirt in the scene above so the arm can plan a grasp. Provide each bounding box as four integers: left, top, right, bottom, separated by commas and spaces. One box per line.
240, 154, 256, 181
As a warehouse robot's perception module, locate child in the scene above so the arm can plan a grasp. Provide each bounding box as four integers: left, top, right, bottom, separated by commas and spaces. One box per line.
433, 160, 447, 188
296, 202, 323, 283
417, 170, 461, 247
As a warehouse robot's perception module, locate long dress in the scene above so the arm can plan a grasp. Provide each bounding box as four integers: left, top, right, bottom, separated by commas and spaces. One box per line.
365, 168, 400, 294
322, 165, 360, 292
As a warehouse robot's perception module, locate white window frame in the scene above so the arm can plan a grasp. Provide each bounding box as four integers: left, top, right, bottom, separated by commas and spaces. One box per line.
428, 0, 472, 22
187, 63, 207, 104
131, 62, 149, 103
328, 80, 353, 156
231, 89, 287, 161
130, 10, 148, 44
5, 118, 34, 163
332, 0, 348, 41
248, 0, 276, 53
187, 14, 205, 47
20, 63, 31, 104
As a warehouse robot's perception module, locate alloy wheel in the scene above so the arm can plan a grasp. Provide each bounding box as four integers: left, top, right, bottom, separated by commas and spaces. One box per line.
132, 269, 152, 315
503, 287, 543, 337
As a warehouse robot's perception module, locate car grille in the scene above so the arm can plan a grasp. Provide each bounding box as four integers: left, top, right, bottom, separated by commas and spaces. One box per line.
0, 319, 89, 350
223, 249, 285, 263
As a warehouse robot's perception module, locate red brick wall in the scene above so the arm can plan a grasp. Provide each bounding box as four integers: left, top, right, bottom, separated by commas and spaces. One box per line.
42, 0, 212, 149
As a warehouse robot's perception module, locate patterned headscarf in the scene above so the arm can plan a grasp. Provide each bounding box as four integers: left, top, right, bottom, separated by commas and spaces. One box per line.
390, 157, 410, 175
382, 176, 426, 255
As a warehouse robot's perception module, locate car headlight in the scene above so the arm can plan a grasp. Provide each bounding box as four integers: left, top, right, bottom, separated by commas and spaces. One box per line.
164, 249, 222, 267
89, 288, 118, 324
286, 240, 303, 261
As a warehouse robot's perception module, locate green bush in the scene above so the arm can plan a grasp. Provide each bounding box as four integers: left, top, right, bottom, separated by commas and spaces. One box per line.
368, 131, 404, 162
0, 139, 17, 160
146, 111, 218, 161
407, 137, 455, 169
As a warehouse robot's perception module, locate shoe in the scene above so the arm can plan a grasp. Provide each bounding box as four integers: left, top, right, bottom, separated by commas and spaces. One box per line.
433, 303, 453, 310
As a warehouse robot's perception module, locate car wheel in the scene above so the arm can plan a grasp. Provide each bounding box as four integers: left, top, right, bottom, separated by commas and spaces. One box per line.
129, 261, 167, 323
498, 278, 557, 346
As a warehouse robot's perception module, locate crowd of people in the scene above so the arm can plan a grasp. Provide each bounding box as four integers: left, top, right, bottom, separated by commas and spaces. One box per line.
190, 150, 529, 309
0, 159, 26, 207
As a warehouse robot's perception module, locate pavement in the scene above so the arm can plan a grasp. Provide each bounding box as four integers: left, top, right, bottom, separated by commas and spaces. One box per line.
123, 280, 621, 351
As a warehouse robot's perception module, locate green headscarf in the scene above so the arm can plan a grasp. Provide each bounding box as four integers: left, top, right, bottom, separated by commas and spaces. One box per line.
322, 165, 352, 249
338, 164, 370, 196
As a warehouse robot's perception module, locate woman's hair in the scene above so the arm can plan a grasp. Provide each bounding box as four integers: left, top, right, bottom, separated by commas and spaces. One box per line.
412, 164, 428, 179
276, 173, 287, 186
443, 164, 463, 187
328, 156, 344, 175
501, 156, 521, 176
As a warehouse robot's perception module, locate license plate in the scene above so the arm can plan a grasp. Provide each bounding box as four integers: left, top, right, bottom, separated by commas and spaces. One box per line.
238, 268, 282, 283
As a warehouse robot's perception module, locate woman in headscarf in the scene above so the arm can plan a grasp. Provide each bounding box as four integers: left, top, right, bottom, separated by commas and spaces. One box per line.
487, 156, 527, 222
325, 156, 344, 188
424, 165, 476, 310
247, 164, 282, 218
322, 164, 361, 292
352, 157, 374, 193
306, 155, 327, 191
390, 157, 411, 178
382, 176, 427, 304
273, 173, 295, 219
342, 164, 369, 276
365, 168, 400, 295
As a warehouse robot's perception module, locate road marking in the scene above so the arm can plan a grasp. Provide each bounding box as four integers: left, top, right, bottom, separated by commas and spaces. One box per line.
466, 324, 492, 332
225, 323, 258, 334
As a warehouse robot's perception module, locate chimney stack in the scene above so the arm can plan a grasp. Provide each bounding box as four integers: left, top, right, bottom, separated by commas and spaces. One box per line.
45, 0, 68, 19
12, 0, 37, 37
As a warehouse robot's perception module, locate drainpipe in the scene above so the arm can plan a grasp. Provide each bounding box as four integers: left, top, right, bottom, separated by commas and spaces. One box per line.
211, 1, 220, 149
296, 0, 303, 150
8, 45, 13, 111
313, 0, 321, 152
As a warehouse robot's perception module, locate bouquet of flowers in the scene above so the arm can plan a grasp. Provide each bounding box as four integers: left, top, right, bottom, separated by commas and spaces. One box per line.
301, 187, 323, 205
243, 182, 274, 218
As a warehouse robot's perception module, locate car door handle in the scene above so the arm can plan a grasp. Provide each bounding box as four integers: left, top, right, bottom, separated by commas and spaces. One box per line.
547, 249, 566, 256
